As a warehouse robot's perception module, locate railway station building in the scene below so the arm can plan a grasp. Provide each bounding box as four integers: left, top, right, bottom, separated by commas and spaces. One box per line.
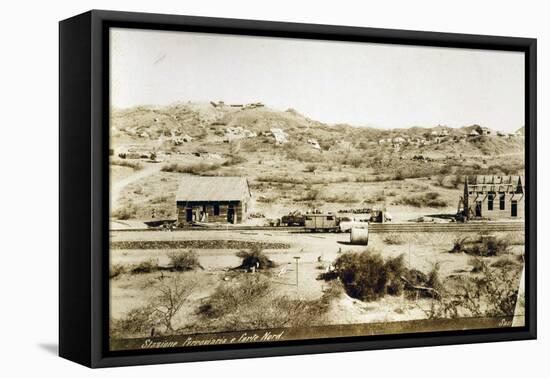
460, 175, 525, 220
176, 176, 251, 225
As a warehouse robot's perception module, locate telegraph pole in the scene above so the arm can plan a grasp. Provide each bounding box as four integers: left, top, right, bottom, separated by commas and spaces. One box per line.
293, 256, 301, 297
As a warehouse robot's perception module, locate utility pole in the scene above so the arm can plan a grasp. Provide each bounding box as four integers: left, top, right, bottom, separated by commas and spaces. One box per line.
293, 256, 301, 297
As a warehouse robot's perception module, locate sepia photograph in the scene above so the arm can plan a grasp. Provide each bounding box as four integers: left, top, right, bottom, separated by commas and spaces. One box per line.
108, 27, 526, 352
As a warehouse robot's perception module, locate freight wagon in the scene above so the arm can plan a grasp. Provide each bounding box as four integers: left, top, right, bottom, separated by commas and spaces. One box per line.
304, 213, 339, 232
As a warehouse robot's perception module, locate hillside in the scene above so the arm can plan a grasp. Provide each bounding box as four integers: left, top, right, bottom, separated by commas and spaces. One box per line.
109, 101, 525, 222
111, 101, 524, 163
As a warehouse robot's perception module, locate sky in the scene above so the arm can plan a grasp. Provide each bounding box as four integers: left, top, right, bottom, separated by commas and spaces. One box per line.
110, 28, 525, 132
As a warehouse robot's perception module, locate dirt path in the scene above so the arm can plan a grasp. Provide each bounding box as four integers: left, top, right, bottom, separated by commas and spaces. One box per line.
110, 163, 163, 211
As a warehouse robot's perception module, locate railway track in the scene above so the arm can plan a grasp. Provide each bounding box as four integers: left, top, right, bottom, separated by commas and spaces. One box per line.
111, 221, 524, 233
367, 222, 525, 233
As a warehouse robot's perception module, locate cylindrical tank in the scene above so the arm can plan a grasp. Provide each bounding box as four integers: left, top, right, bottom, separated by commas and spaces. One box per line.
350, 227, 369, 245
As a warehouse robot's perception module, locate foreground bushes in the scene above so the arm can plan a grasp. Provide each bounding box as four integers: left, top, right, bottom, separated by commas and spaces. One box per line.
426, 259, 521, 318
331, 250, 405, 301
111, 276, 198, 337
168, 250, 202, 271
450, 236, 510, 256
327, 249, 441, 301
131, 258, 159, 274
197, 274, 339, 332
235, 246, 275, 270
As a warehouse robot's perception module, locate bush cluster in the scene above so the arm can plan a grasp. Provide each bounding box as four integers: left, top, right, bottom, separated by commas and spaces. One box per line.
161, 162, 220, 175
168, 250, 201, 271
332, 250, 407, 301
450, 236, 510, 257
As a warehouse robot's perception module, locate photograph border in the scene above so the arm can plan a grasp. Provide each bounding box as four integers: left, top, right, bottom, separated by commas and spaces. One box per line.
59, 9, 536, 368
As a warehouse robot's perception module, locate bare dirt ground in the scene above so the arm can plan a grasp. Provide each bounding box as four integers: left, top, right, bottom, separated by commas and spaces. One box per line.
110, 162, 163, 211
110, 229, 524, 329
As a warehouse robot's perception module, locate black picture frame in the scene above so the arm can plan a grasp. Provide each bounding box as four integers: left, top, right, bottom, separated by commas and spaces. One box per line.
59, 9, 537, 368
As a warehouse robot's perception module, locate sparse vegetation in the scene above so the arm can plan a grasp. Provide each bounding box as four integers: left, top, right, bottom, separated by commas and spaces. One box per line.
383, 233, 405, 245
450, 236, 511, 257
131, 258, 159, 274
298, 188, 320, 201
112, 202, 139, 220
154, 276, 198, 332
468, 256, 485, 273
161, 162, 220, 175
109, 101, 526, 339
305, 164, 317, 173
424, 259, 521, 319
326, 249, 442, 302
110, 264, 126, 279
491, 256, 522, 269
330, 250, 406, 301
112, 275, 198, 336
235, 246, 275, 270
168, 250, 201, 271
396, 192, 448, 208
222, 154, 247, 166
111, 159, 143, 170
196, 274, 339, 332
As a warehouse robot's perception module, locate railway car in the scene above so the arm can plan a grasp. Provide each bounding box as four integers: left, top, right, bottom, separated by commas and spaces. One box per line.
304, 213, 339, 232
281, 211, 306, 226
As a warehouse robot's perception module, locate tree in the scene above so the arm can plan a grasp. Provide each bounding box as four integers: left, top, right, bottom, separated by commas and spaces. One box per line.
152, 276, 197, 333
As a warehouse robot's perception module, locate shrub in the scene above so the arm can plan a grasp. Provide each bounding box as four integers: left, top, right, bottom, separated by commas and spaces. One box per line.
468, 257, 485, 273
393, 170, 405, 181
330, 250, 444, 301
198, 274, 271, 319
131, 259, 159, 274
112, 202, 138, 220
344, 156, 363, 168
161, 162, 220, 175
154, 276, 198, 332
355, 175, 371, 183
111, 304, 159, 338
483, 237, 511, 256
402, 265, 441, 300
424, 259, 521, 319
149, 195, 170, 204
197, 275, 336, 332
384, 254, 408, 296
452, 236, 511, 257
384, 234, 405, 245
168, 250, 201, 271
305, 164, 317, 173
491, 256, 521, 269
397, 192, 448, 208
111, 159, 143, 170
235, 246, 275, 270
425, 263, 443, 295
364, 191, 386, 204
222, 155, 247, 166
110, 264, 126, 279
332, 250, 407, 301
392, 165, 435, 180
450, 236, 469, 253
321, 192, 360, 203
298, 188, 319, 201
